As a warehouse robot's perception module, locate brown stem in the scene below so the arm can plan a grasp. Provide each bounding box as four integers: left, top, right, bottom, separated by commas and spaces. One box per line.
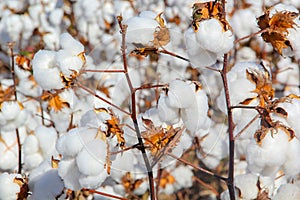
234, 29, 269, 44
76, 82, 131, 116
117, 16, 156, 200
82, 69, 125, 73
83, 189, 128, 200
193, 176, 220, 197
220, 54, 235, 200
159, 49, 190, 62
166, 152, 227, 182
8, 42, 22, 174
135, 84, 166, 91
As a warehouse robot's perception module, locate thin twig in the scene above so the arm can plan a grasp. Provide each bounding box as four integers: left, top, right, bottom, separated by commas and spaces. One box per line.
234, 29, 269, 44
234, 114, 260, 140
82, 69, 125, 73
166, 152, 227, 182
76, 82, 131, 116
8, 42, 22, 174
83, 189, 128, 200
159, 49, 190, 62
193, 176, 220, 197
135, 84, 166, 91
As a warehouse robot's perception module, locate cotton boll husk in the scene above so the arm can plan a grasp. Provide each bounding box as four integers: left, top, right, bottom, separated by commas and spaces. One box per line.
0, 173, 21, 200
283, 138, 300, 177
29, 169, 64, 200
235, 173, 259, 199
76, 139, 107, 176
59, 32, 84, 55
166, 80, 195, 108
246, 129, 290, 176
58, 158, 81, 190
157, 94, 180, 124
185, 27, 218, 68
273, 183, 300, 200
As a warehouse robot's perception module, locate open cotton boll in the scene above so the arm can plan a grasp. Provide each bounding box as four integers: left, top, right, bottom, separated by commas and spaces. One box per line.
246, 129, 290, 176
181, 86, 210, 133
125, 11, 161, 50
282, 138, 300, 177
35, 126, 57, 157
0, 131, 18, 171
58, 158, 81, 191
273, 183, 300, 200
29, 169, 64, 200
0, 101, 28, 131
171, 165, 193, 191
235, 173, 259, 199
166, 80, 195, 108
60, 32, 84, 55
230, 8, 259, 40
55, 49, 84, 77
196, 18, 234, 54
76, 139, 107, 176
185, 27, 218, 68
0, 173, 21, 200
157, 94, 180, 124
56, 127, 97, 158
32, 50, 64, 90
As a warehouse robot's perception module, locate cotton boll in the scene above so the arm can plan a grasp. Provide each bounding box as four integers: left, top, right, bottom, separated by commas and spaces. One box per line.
246, 129, 290, 176
58, 158, 81, 191
196, 18, 234, 54
235, 173, 259, 199
283, 138, 300, 177
60, 32, 84, 55
166, 80, 195, 108
171, 165, 193, 191
230, 8, 259, 40
32, 50, 64, 90
56, 129, 81, 158
0, 173, 21, 200
157, 94, 180, 124
185, 27, 218, 68
0, 132, 18, 171
273, 183, 300, 200
181, 87, 210, 133
55, 49, 84, 77
76, 139, 107, 176
35, 126, 57, 157
29, 169, 64, 200
78, 172, 107, 189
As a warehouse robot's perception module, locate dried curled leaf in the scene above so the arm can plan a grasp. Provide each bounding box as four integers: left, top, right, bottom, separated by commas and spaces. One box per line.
42, 91, 70, 112
258, 8, 299, 54
15, 54, 32, 71
243, 68, 274, 106
96, 108, 126, 148
14, 176, 29, 200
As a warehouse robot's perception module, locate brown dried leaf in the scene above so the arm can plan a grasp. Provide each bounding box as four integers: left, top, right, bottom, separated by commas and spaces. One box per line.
47, 94, 70, 112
